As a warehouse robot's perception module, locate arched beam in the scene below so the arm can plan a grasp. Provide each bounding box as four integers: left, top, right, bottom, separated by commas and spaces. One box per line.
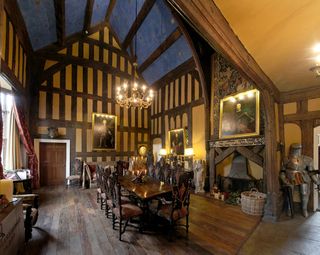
168, 0, 280, 102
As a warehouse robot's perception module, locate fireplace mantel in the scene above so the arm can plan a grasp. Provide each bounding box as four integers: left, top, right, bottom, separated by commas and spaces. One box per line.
210, 136, 265, 148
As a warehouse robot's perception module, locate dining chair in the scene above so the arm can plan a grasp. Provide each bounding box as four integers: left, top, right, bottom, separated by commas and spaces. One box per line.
65, 159, 83, 187
156, 171, 192, 238
111, 174, 143, 241
96, 164, 104, 204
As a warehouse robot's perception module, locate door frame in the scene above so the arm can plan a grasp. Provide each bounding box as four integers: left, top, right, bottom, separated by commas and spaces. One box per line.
34, 139, 70, 186
313, 128, 320, 211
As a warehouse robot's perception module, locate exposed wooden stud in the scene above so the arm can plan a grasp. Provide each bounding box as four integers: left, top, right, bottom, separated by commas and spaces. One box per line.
54, 0, 65, 46
151, 98, 203, 119
38, 52, 133, 82
236, 146, 263, 166
280, 85, 320, 103
138, 28, 182, 73
4, 0, 33, 54
214, 147, 235, 165
36, 21, 108, 54
0, 59, 25, 95
151, 58, 195, 89
83, 0, 94, 34
105, 0, 116, 22
122, 0, 156, 49
284, 111, 320, 122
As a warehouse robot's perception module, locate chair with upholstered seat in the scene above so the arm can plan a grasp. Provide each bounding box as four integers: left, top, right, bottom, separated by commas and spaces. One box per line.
66, 159, 83, 187
96, 164, 106, 207
156, 171, 192, 238
111, 174, 143, 241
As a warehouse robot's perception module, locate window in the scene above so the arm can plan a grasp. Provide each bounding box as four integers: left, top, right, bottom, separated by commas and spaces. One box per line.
1, 92, 14, 169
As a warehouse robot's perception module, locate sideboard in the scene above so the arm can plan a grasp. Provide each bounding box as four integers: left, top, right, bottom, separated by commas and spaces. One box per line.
0, 199, 24, 255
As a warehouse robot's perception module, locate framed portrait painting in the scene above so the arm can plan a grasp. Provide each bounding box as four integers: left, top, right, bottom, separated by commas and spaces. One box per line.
169, 128, 185, 155
219, 89, 260, 139
92, 113, 117, 150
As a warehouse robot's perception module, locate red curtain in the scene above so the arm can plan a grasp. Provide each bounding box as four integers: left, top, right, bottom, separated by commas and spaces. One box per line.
0, 101, 4, 179
13, 102, 39, 188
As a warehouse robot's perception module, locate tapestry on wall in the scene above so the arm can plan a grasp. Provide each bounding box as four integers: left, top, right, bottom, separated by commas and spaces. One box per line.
213, 53, 256, 139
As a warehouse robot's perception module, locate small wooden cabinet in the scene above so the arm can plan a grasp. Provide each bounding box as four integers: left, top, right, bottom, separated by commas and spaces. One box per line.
0, 199, 24, 255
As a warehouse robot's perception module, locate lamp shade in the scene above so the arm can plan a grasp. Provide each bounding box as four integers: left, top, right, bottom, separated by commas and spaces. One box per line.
0, 179, 13, 202
185, 148, 194, 156
159, 148, 167, 156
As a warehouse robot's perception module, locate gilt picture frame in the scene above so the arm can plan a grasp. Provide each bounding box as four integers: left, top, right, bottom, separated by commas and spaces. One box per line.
169, 128, 186, 155
92, 113, 117, 151
219, 89, 260, 139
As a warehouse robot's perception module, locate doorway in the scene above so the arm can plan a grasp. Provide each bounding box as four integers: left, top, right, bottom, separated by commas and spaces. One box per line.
40, 142, 66, 186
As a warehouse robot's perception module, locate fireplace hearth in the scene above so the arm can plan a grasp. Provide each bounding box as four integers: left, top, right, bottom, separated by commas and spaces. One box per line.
218, 153, 263, 192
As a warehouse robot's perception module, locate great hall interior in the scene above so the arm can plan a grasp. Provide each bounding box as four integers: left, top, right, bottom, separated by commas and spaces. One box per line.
1, 1, 320, 255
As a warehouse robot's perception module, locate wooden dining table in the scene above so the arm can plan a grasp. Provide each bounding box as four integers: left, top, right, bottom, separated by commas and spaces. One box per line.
118, 175, 172, 201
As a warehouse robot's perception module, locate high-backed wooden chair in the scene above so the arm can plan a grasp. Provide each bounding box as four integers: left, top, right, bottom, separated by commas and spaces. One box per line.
111, 174, 143, 241
96, 165, 105, 207
156, 171, 192, 237
66, 159, 83, 187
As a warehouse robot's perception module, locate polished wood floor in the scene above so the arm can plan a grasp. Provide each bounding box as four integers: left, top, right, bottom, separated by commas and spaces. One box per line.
22, 185, 261, 255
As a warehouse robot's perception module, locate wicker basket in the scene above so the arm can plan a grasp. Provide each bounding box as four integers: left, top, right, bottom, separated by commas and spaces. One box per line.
241, 188, 266, 216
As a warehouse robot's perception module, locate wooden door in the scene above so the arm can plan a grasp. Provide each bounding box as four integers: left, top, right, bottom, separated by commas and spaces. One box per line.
40, 143, 66, 186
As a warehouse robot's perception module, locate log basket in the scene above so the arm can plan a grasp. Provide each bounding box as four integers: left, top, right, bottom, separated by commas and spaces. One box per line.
241, 188, 266, 216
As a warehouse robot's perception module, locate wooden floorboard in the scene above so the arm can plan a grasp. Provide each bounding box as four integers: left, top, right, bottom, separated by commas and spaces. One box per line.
22, 186, 260, 255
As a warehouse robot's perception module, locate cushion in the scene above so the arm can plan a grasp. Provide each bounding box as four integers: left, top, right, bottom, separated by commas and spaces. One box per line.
113, 203, 143, 220
107, 199, 113, 208
158, 204, 188, 221
87, 164, 96, 180
66, 174, 80, 180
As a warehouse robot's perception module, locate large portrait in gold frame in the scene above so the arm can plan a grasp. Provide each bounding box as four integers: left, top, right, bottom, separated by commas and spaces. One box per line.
219, 89, 260, 139
169, 128, 186, 155
92, 113, 117, 151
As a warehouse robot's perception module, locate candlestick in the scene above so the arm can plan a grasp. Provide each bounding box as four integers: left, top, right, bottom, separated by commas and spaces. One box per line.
0, 179, 14, 202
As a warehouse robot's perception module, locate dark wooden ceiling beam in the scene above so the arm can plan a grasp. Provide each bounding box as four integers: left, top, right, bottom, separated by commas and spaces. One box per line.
280, 86, 320, 103
38, 52, 133, 82
36, 21, 107, 54
83, 0, 94, 33
105, 0, 116, 22
4, 0, 33, 54
138, 27, 182, 73
122, 0, 155, 50
54, 0, 65, 46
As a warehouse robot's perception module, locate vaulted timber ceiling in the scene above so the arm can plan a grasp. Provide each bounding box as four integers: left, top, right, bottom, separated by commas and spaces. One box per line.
214, 0, 320, 92
16, 0, 193, 85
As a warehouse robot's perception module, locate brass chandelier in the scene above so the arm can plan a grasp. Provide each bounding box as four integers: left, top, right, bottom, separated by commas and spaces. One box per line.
116, 61, 153, 109
116, 0, 153, 109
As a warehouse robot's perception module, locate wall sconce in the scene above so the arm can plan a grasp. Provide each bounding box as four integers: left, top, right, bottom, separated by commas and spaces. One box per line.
159, 148, 167, 156
184, 148, 194, 157
310, 65, 320, 77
